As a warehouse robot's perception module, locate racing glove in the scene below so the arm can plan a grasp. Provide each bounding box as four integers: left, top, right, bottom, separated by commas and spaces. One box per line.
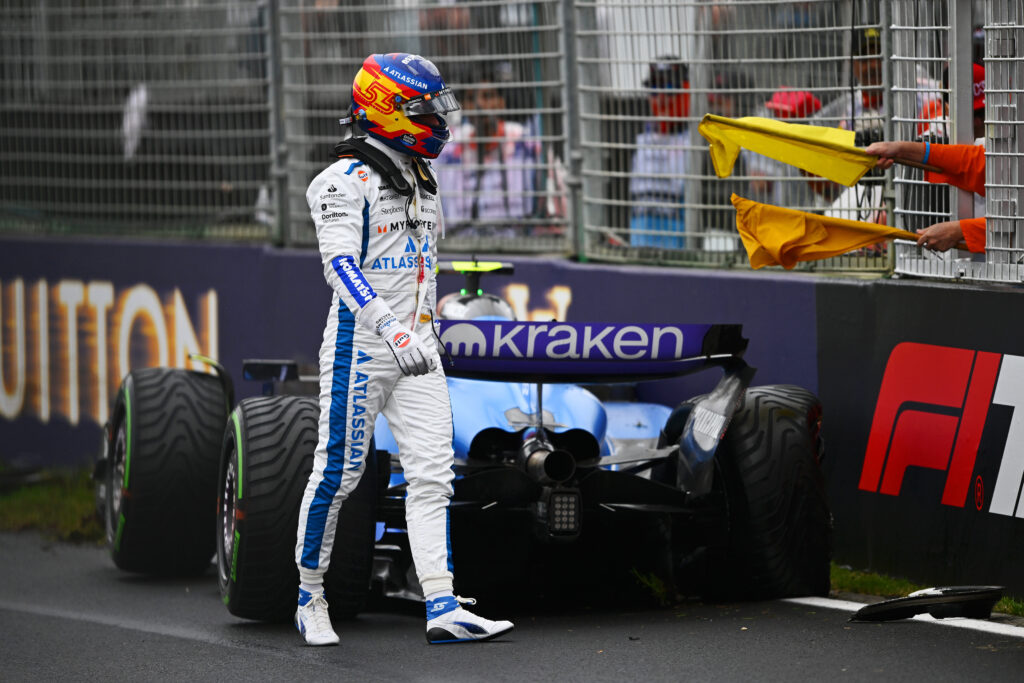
359, 296, 435, 377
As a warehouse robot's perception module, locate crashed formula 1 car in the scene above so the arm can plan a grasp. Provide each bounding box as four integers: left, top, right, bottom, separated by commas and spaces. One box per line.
94, 261, 831, 621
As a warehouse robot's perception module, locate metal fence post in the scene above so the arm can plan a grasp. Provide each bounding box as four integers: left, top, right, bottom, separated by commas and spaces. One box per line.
880, 0, 896, 271
951, 0, 974, 230
983, 0, 1024, 275
266, 0, 288, 246
278, 1, 309, 247
563, 0, 584, 260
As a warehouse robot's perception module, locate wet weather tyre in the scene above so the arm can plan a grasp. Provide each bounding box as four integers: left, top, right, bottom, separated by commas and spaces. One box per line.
711, 385, 831, 599
217, 396, 379, 622
106, 368, 227, 575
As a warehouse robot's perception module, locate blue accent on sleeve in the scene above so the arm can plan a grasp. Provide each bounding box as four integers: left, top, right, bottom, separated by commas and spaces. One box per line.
344, 161, 365, 175
923, 140, 931, 164
331, 255, 376, 308
360, 199, 370, 267
301, 303, 355, 569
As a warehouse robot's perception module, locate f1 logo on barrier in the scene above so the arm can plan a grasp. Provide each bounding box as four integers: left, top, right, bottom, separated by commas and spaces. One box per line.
859, 342, 1024, 517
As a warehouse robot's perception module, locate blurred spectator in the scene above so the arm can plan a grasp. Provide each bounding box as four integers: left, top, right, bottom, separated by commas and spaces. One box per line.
810, 28, 886, 217
917, 63, 985, 141
702, 1, 739, 63
815, 27, 884, 143
702, 69, 756, 243
707, 69, 758, 119
434, 69, 560, 237
936, 63, 986, 141
747, 90, 823, 209
418, 2, 475, 85
765, 89, 823, 119
628, 57, 690, 248
973, 25, 985, 65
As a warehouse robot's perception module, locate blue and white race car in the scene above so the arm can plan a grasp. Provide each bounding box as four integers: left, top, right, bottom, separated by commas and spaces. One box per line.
94, 261, 831, 621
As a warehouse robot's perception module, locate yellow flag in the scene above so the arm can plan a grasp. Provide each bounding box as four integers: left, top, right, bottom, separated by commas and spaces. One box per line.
732, 194, 919, 270
698, 114, 878, 186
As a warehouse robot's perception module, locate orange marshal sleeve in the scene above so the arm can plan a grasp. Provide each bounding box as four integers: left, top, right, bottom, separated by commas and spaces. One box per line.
960, 217, 987, 253
924, 144, 986, 196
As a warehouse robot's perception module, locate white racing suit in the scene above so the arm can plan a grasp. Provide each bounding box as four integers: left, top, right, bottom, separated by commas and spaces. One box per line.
295, 136, 455, 598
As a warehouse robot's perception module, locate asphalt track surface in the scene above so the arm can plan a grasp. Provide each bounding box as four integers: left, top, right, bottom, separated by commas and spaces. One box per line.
3, 532, 1024, 682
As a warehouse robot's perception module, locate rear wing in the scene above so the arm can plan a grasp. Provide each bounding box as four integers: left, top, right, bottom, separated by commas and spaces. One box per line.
439, 321, 747, 383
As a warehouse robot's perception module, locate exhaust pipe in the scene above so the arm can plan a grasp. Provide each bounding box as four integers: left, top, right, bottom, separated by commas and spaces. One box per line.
518, 436, 576, 484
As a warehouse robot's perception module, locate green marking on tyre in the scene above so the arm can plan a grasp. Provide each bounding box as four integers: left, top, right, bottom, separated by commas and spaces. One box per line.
232, 410, 243, 499
122, 385, 132, 488
190, 353, 217, 367
230, 529, 240, 583
114, 513, 125, 552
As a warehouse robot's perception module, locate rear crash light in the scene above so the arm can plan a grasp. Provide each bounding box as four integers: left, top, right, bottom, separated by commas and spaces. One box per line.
548, 489, 580, 535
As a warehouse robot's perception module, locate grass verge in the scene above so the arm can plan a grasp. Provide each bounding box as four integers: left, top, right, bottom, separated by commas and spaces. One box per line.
0, 467, 104, 543
831, 563, 1024, 618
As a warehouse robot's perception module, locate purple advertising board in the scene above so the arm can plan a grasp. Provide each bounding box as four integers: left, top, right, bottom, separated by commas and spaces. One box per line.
6, 234, 1024, 594
0, 236, 816, 468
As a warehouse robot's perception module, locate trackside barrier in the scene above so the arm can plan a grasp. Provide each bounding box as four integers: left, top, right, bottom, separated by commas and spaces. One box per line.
3, 235, 1024, 595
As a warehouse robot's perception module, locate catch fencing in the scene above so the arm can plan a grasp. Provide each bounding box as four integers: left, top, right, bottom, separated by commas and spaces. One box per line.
0, 0, 1020, 282
889, 0, 1024, 282
0, 0, 276, 241
575, 0, 889, 270
275, 0, 568, 250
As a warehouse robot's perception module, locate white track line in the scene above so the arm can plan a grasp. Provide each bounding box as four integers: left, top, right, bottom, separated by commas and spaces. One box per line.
0, 598, 231, 643
0, 599, 301, 659
785, 596, 1024, 639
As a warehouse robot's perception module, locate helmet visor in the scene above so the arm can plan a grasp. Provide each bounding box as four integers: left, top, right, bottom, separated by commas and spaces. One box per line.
402, 88, 461, 117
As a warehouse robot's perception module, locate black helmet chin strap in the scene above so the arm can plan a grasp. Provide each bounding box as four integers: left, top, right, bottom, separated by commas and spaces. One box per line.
332, 136, 438, 197
411, 157, 437, 195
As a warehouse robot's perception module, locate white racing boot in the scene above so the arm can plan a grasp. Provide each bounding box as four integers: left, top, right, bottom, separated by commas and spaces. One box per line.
425, 595, 514, 644
295, 588, 340, 646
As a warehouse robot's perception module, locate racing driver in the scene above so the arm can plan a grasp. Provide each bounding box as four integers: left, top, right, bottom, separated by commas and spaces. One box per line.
294, 53, 514, 646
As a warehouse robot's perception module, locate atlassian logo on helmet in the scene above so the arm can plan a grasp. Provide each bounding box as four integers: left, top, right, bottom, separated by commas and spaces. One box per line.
382, 65, 428, 91
440, 322, 687, 360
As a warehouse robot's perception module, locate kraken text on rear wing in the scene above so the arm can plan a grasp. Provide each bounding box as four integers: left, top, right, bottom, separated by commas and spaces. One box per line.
439, 321, 747, 383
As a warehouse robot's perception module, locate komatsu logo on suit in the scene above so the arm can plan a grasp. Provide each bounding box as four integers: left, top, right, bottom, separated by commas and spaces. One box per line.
331, 255, 373, 307
440, 322, 686, 360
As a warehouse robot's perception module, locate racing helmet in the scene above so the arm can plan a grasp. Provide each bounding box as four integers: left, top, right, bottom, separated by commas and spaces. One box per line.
438, 292, 516, 321
351, 53, 461, 159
